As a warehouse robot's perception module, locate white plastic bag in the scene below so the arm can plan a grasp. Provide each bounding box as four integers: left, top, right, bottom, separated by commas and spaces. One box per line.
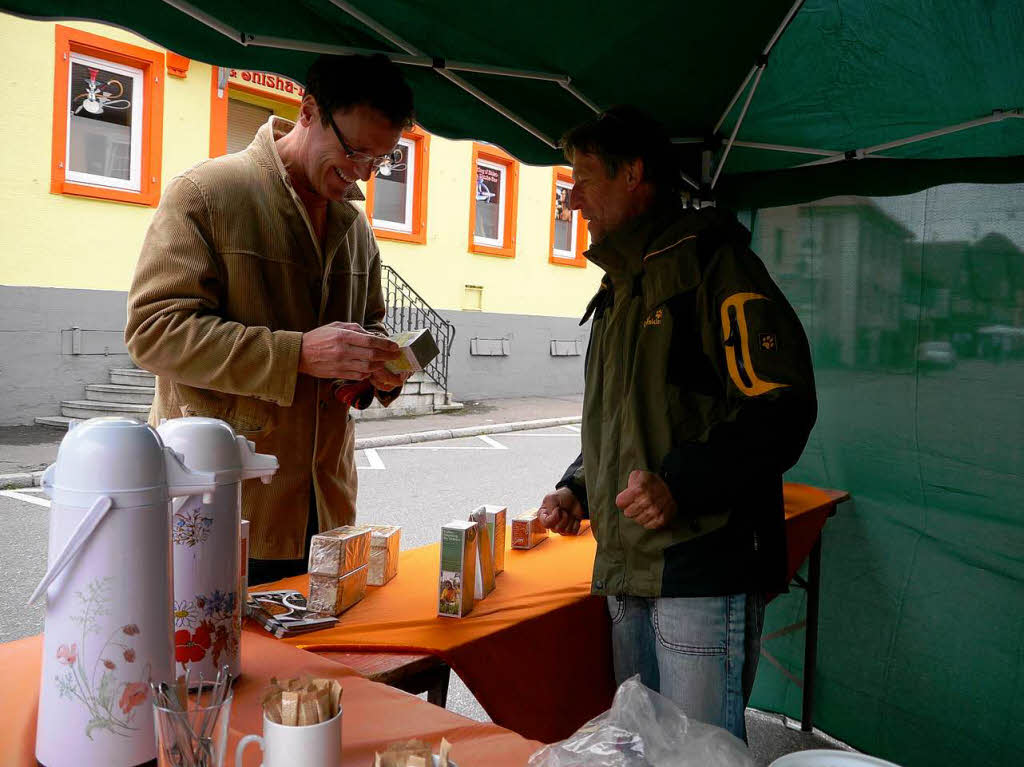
528, 675, 756, 767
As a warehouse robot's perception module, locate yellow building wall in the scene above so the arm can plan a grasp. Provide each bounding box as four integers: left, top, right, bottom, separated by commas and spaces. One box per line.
0, 15, 600, 317
0, 17, 213, 292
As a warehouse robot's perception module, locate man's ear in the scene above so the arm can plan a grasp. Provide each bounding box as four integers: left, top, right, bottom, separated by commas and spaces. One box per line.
624, 158, 644, 191
298, 95, 318, 128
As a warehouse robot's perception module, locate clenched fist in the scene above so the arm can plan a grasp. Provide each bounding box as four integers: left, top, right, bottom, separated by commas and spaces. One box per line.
538, 486, 586, 535
298, 322, 400, 380
615, 470, 677, 530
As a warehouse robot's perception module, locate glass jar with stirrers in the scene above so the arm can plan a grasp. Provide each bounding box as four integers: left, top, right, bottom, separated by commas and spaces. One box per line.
151, 667, 233, 767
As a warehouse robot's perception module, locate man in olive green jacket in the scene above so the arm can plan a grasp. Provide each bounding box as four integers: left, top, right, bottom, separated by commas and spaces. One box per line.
538, 107, 816, 740
126, 55, 413, 583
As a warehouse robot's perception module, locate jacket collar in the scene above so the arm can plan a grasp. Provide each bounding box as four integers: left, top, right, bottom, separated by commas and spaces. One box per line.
584, 198, 686, 280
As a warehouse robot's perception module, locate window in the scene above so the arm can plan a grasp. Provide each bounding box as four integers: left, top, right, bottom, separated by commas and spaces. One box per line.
469, 144, 518, 258
51, 25, 164, 206
366, 127, 430, 244
209, 69, 301, 158
549, 168, 588, 267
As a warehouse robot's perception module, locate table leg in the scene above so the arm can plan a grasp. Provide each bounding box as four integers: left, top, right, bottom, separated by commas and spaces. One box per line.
427, 665, 451, 708
801, 535, 822, 732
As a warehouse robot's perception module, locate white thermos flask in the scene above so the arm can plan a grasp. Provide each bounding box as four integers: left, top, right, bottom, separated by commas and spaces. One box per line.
31, 417, 217, 767
157, 417, 278, 681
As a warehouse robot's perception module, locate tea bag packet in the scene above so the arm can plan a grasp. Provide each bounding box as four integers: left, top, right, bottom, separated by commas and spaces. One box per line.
262, 677, 343, 725
308, 525, 372, 577
374, 739, 434, 767
308, 564, 369, 616
511, 508, 549, 549
439, 738, 453, 767
469, 509, 495, 600
384, 328, 440, 374
437, 521, 477, 618
367, 525, 401, 586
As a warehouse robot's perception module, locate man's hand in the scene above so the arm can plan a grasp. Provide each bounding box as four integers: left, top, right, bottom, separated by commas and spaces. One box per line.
368, 368, 410, 391
615, 470, 677, 531
298, 322, 400, 380
538, 486, 585, 535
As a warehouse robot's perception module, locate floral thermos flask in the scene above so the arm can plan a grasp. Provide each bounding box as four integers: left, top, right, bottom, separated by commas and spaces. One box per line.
31, 417, 217, 767
157, 417, 278, 681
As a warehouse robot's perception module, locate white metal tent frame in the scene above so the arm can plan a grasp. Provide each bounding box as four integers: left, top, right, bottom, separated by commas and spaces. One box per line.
162, 0, 1024, 198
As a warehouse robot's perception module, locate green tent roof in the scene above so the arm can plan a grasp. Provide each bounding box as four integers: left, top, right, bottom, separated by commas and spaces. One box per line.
6, 0, 1024, 207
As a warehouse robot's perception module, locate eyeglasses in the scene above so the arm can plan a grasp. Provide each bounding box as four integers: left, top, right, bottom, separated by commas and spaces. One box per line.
325, 110, 398, 171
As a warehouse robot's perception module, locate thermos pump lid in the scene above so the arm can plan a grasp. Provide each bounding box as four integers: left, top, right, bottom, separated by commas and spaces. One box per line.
157, 417, 278, 485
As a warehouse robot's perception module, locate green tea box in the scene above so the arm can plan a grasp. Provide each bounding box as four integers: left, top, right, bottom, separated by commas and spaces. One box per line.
385, 328, 440, 374
468, 509, 495, 600
367, 524, 401, 586
471, 504, 506, 575
438, 520, 478, 618
510, 508, 548, 550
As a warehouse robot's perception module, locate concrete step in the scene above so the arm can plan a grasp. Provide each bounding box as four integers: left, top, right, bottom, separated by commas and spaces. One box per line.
110, 368, 155, 386
61, 400, 151, 420
35, 416, 73, 430
86, 383, 155, 405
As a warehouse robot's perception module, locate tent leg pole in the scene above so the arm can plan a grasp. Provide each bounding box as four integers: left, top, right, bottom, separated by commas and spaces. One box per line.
801, 536, 822, 732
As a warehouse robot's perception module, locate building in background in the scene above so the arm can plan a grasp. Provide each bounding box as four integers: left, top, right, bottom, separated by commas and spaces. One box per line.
0, 17, 601, 425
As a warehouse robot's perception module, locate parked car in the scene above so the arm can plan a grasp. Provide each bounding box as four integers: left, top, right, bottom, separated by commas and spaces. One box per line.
917, 341, 957, 368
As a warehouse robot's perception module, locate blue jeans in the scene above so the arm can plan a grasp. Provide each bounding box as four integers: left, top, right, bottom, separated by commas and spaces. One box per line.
606, 593, 765, 741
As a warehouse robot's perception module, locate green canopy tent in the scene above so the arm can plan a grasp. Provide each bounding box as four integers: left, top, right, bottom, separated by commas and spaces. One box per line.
5, 3, 1023, 766
6, 0, 1024, 207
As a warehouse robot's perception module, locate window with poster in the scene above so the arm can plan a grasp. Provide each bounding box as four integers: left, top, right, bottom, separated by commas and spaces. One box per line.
366, 127, 430, 244
549, 167, 588, 267
469, 143, 519, 258
50, 25, 164, 206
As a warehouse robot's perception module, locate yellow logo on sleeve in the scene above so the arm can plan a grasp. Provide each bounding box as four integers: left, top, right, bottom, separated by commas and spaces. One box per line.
721, 293, 788, 397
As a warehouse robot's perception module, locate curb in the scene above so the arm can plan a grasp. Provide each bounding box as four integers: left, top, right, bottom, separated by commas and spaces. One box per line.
0, 416, 582, 490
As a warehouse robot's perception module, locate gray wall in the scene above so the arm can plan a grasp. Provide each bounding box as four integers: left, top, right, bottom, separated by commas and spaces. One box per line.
0, 285, 132, 426
438, 309, 587, 401
0, 285, 586, 425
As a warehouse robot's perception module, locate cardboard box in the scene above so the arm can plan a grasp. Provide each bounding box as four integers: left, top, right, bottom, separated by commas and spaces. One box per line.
438, 520, 477, 618
510, 509, 549, 550
308, 564, 369, 616
469, 509, 495, 600
385, 328, 440, 374
367, 524, 401, 586
308, 525, 372, 577
476, 505, 507, 574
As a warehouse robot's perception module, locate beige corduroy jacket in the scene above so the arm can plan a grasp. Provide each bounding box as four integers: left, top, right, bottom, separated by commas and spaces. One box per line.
126, 117, 393, 559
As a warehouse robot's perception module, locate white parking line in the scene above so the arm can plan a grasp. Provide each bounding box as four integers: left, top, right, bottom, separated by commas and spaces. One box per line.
379, 435, 508, 451
475, 435, 508, 449
0, 489, 51, 508
361, 448, 386, 470
562, 424, 581, 433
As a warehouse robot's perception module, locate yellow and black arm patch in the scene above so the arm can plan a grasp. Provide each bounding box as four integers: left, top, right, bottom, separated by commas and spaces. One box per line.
720, 292, 789, 397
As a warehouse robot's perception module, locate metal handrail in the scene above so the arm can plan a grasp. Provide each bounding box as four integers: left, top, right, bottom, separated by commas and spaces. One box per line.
380, 264, 455, 395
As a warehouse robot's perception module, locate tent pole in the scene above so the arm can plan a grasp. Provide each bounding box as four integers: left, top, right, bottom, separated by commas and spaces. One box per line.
711, 66, 765, 189
713, 0, 805, 136
732, 140, 834, 156
798, 109, 1024, 167
328, 0, 557, 148
254, 35, 428, 66
161, 0, 245, 42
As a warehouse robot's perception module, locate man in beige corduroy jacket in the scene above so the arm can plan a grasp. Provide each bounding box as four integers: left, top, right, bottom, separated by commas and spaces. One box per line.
126, 55, 415, 584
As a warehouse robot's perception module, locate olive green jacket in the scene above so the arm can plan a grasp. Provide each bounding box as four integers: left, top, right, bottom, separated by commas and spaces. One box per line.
559, 203, 816, 597
126, 118, 395, 559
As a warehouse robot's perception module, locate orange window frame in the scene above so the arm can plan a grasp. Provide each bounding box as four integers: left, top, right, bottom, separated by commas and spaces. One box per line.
365, 126, 430, 244
50, 25, 165, 207
469, 143, 519, 258
549, 167, 588, 267
209, 70, 302, 158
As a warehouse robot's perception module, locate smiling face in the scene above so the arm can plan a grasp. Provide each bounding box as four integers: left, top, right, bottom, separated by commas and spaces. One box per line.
568, 151, 645, 244
296, 97, 403, 203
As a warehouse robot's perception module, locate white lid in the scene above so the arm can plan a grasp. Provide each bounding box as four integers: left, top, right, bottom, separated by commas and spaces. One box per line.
769, 751, 903, 767
50, 417, 170, 494
44, 417, 218, 505
157, 417, 278, 485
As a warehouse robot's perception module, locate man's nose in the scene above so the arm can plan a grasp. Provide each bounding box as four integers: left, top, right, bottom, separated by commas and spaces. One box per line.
568, 185, 583, 210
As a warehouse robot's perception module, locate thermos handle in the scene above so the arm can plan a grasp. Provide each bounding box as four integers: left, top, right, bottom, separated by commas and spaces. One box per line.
27, 495, 114, 605
235, 733, 264, 767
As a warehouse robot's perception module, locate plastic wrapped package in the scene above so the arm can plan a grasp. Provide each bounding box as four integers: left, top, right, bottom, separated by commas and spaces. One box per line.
308, 525, 372, 576
528, 676, 755, 767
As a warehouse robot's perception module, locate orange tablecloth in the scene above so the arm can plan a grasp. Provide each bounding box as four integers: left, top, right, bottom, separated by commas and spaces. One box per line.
0, 631, 542, 767
266, 483, 842, 743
